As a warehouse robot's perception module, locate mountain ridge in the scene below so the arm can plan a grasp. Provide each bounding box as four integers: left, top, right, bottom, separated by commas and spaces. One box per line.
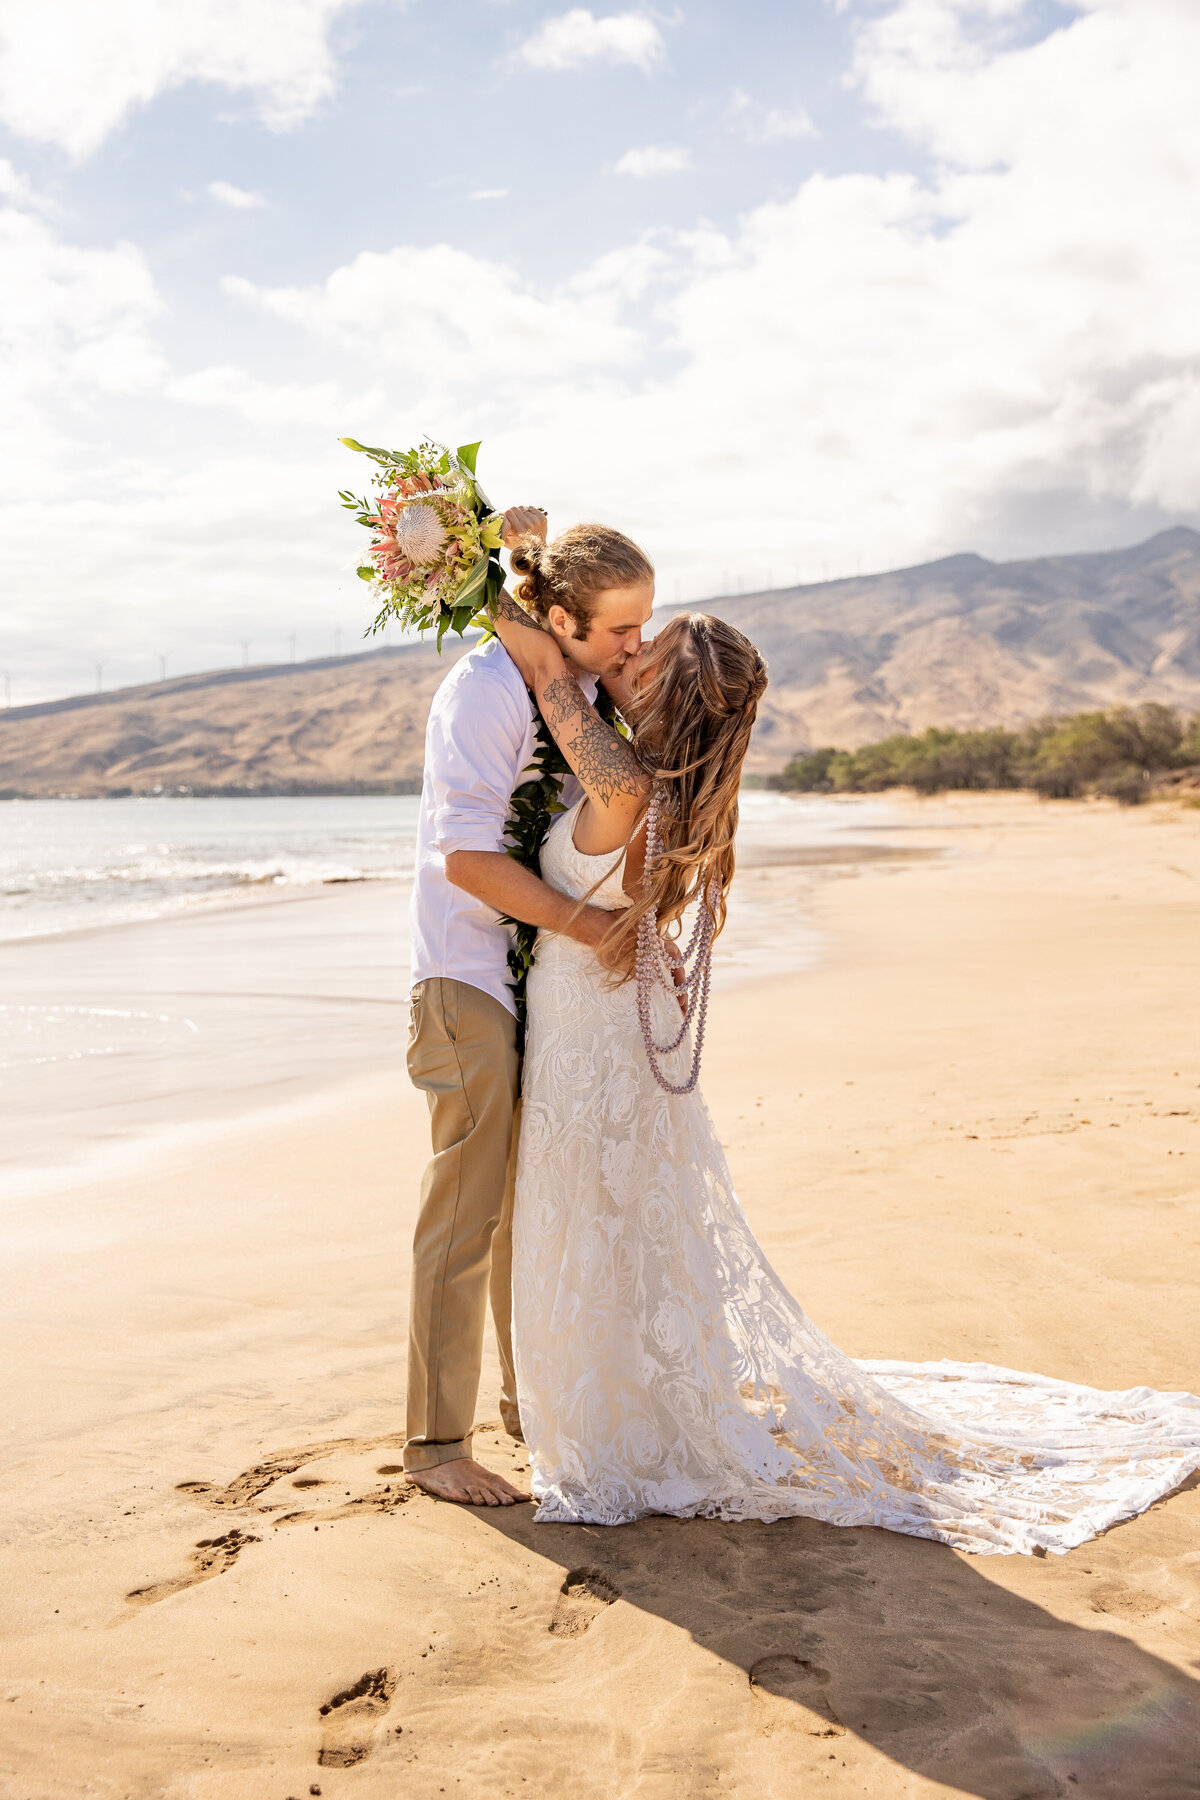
2, 529, 1198, 796
657, 526, 1200, 761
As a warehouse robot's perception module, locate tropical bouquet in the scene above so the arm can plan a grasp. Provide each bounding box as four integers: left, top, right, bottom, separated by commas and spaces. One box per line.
338, 436, 506, 645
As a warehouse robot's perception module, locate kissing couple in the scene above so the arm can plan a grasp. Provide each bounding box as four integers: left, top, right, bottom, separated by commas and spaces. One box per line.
401, 506, 1199, 1553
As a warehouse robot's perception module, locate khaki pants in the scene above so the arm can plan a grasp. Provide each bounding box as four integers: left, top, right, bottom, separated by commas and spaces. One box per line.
404, 978, 522, 1472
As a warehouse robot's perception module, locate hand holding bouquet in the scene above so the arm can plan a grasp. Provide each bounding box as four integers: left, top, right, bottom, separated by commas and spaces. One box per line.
339, 437, 506, 645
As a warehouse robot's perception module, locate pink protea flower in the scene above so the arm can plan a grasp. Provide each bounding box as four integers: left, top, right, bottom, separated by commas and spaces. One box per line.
340, 435, 504, 636
394, 497, 447, 568
371, 539, 412, 582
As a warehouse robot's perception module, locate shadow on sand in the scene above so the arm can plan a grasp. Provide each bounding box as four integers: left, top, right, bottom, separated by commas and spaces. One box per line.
156, 1431, 1200, 1796
468, 1478, 1200, 1800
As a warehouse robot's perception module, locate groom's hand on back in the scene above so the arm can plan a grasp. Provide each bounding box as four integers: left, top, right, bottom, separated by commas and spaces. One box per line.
568, 904, 636, 979
570, 911, 683, 1006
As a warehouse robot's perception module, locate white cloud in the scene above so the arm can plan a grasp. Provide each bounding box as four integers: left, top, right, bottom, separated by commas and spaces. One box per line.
0, 0, 372, 158
167, 364, 374, 428
0, 174, 359, 690
9, 0, 1200, 704
515, 8, 665, 73
469, 188, 509, 202
207, 180, 265, 210
222, 243, 639, 385
367, 0, 1200, 584
0, 187, 164, 481
614, 143, 692, 178
729, 89, 818, 145
756, 107, 818, 144
0, 158, 34, 204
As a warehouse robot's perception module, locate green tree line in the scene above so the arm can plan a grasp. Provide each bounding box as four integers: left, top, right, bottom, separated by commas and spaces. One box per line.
768, 704, 1200, 804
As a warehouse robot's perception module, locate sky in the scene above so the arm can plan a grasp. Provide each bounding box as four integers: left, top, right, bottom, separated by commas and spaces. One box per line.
2, 0, 1199, 704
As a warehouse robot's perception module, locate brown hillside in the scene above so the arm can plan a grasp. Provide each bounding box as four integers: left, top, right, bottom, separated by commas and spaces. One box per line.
661, 526, 1200, 767
2, 528, 1198, 796
0, 642, 469, 798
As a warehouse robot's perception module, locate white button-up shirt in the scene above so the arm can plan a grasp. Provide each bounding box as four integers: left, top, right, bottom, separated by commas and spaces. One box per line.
409, 636, 593, 1016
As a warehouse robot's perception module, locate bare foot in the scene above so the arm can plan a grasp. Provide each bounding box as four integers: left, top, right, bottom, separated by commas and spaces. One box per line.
408, 1457, 529, 1506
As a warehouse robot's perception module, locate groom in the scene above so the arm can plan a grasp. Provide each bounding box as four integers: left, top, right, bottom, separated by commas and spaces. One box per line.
403, 508, 653, 1505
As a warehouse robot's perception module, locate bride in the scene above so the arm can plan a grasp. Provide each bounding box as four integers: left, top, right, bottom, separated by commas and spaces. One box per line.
489, 523, 1200, 1556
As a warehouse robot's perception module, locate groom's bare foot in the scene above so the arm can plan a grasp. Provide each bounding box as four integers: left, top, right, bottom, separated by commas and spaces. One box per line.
408, 1458, 529, 1507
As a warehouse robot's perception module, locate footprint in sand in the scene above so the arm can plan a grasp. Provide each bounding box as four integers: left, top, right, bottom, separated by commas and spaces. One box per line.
274, 1480, 415, 1526
173, 1431, 406, 1513
549, 1567, 620, 1639
1089, 1580, 1167, 1623
127, 1435, 417, 1611
134, 1435, 417, 1608
749, 1653, 845, 1737
125, 1529, 260, 1606
317, 1667, 397, 1768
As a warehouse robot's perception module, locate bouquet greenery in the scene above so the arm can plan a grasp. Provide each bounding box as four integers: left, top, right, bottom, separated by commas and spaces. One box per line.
338, 437, 506, 645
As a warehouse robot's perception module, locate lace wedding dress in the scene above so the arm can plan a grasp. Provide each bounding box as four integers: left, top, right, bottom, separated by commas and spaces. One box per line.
510, 802, 1200, 1554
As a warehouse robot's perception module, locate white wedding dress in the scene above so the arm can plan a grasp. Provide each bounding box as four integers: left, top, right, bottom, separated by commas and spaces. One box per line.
510, 801, 1200, 1554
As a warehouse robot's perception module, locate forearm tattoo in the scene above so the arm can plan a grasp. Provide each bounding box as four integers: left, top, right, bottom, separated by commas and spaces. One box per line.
495, 589, 547, 633
541, 673, 646, 807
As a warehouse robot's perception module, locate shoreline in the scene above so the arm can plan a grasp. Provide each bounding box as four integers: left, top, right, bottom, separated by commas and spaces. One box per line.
0, 835, 936, 951
0, 787, 923, 951
0, 878, 814, 1206
9, 784, 1197, 1202
1, 798, 932, 1199
0, 870, 413, 951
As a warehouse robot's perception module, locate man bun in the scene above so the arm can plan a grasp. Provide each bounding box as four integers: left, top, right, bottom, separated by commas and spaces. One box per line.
509, 534, 547, 611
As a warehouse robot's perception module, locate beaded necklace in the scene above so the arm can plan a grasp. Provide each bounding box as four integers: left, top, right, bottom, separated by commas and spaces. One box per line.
634, 783, 717, 1095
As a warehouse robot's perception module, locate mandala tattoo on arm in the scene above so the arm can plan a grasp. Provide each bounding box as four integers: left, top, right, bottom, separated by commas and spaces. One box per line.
541, 673, 646, 808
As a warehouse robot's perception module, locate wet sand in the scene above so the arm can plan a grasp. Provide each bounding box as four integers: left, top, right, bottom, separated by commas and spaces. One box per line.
2, 792, 1199, 1799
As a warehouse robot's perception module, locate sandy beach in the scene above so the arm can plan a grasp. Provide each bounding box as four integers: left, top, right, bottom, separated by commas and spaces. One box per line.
2, 791, 1199, 1799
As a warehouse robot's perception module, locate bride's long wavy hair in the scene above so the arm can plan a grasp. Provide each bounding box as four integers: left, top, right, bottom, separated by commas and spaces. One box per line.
600, 613, 768, 974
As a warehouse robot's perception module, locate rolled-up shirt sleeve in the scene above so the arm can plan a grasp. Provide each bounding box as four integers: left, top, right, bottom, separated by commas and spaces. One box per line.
429, 665, 531, 857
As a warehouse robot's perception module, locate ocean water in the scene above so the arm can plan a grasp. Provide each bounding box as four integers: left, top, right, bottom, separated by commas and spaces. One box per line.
0, 795, 899, 950
0, 792, 915, 1194
0, 791, 903, 945
0, 795, 422, 942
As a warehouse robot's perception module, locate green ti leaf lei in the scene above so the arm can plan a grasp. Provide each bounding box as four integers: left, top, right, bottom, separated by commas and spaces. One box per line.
501, 688, 627, 1052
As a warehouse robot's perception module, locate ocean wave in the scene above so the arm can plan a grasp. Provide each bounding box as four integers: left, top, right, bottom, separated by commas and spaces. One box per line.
1, 853, 413, 896
0, 854, 416, 943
